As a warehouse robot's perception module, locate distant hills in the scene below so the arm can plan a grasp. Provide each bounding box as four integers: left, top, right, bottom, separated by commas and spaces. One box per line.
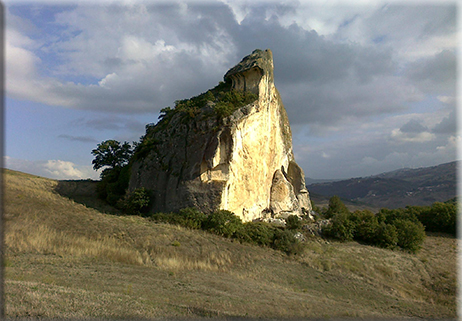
306, 161, 457, 209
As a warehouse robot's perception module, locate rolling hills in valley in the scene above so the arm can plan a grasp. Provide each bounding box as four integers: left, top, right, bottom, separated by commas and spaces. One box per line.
3, 169, 457, 319
307, 161, 457, 209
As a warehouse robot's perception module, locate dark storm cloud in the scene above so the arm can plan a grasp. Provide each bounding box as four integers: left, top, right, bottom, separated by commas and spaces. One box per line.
71, 116, 144, 133
58, 134, 98, 143
432, 109, 457, 134
406, 50, 456, 94
230, 7, 395, 86
8, 2, 431, 124
400, 119, 428, 133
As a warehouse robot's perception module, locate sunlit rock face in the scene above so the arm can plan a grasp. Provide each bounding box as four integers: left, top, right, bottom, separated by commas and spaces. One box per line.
129, 49, 311, 221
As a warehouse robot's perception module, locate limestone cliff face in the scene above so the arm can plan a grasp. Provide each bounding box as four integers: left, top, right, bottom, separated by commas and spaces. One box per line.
129, 49, 311, 221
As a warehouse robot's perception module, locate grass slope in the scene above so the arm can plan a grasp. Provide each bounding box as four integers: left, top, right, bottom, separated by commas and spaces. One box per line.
3, 169, 457, 319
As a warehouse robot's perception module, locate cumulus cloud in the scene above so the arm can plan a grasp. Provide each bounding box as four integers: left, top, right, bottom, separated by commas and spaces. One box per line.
390, 128, 436, 144
4, 156, 100, 180
5, 2, 458, 179
332, 4, 457, 60
44, 160, 85, 179
6, 3, 238, 113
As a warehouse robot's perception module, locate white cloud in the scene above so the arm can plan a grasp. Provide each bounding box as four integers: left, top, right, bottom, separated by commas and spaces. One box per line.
390, 128, 436, 143
436, 135, 460, 153
6, 4, 238, 113
5, 2, 458, 181
44, 160, 85, 179
4, 156, 100, 180
332, 4, 457, 61
436, 95, 455, 104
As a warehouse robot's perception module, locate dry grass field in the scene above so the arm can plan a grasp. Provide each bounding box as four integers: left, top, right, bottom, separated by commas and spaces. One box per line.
3, 169, 458, 319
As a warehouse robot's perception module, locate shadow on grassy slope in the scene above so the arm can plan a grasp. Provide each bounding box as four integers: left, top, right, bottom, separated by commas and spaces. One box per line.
54, 179, 122, 215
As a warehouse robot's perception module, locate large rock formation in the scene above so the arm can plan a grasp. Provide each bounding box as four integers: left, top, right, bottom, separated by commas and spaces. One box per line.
129, 49, 311, 221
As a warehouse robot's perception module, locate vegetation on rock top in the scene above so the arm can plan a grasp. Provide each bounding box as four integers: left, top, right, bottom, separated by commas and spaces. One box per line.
131, 79, 258, 163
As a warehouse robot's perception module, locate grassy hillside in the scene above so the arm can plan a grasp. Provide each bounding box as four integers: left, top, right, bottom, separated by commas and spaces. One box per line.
3, 169, 457, 319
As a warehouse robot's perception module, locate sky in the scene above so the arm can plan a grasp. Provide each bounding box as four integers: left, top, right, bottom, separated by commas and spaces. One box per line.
4, 0, 459, 180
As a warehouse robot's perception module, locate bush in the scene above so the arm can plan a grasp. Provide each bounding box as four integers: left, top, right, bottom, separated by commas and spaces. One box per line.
272, 229, 304, 255
203, 210, 243, 238
378, 201, 457, 236
352, 210, 380, 244
392, 219, 425, 253
177, 207, 207, 229
96, 165, 131, 206
149, 212, 183, 225
286, 215, 302, 230
322, 212, 355, 242
375, 222, 398, 249
418, 202, 457, 235
235, 222, 275, 246
377, 208, 419, 225
118, 188, 152, 215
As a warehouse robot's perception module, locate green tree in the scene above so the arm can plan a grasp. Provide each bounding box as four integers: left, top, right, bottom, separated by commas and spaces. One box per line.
95, 165, 131, 206
92, 140, 133, 206
325, 195, 349, 218
91, 140, 133, 173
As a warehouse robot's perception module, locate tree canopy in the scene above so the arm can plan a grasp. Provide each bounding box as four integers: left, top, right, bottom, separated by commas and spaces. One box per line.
91, 140, 133, 171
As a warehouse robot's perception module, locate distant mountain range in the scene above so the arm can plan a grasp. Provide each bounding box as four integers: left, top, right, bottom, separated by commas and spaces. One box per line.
306, 161, 457, 209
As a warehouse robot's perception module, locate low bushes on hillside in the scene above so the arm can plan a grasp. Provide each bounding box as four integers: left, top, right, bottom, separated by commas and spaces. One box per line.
413, 201, 457, 235
321, 196, 426, 253
203, 210, 243, 238
148, 209, 303, 255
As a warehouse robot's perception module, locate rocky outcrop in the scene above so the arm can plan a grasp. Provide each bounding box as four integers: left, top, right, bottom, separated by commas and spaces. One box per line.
129, 49, 311, 221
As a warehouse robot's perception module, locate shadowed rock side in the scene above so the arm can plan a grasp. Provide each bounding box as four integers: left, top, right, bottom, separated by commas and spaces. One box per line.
129, 49, 311, 221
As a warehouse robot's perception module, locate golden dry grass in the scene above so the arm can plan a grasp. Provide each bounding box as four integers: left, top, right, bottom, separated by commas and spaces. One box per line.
3, 169, 458, 319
